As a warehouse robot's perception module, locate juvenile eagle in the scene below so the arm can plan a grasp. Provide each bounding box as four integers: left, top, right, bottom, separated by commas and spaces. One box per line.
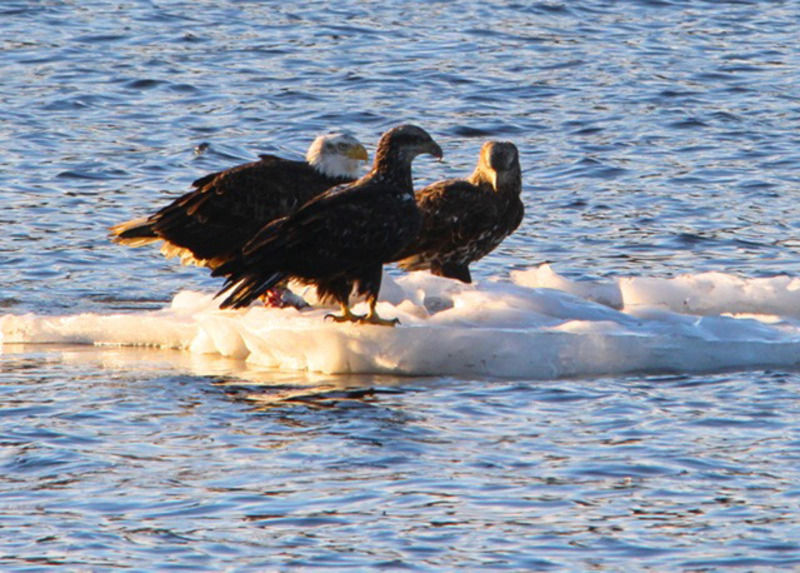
110, 132, 368, 271
212, 124, 444, 326
394, 141, 523, 283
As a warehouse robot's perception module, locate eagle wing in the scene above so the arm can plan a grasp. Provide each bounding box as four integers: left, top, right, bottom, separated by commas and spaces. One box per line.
212, 179, 421, 308
111, 155, 352, 268
395, 179, 500, 268
151, 156, 351, 263
243, 181, 418, 275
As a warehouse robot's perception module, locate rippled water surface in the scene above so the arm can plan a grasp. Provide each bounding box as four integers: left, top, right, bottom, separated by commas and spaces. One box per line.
2, 0, 800, 569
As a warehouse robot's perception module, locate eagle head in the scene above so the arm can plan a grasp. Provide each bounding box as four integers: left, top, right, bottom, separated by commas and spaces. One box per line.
375, 124, 444, 169
476, 141, 521, 192
306, 132, 369, 179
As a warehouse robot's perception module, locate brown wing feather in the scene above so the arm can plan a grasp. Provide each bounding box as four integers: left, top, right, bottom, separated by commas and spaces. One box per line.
130, 156, 353, 266
211, 124, 440, 312
395, 178, 522, 276
213, 181, 422, 308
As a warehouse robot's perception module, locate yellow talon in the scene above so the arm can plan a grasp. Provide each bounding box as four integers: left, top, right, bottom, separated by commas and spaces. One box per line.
324, 304, 364, 324
323, 302, 399, 327
359, 314, 399, 327
360, 299, 400, 327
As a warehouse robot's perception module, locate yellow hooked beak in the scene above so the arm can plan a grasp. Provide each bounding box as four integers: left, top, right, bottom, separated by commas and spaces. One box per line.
347, 143, 369, 162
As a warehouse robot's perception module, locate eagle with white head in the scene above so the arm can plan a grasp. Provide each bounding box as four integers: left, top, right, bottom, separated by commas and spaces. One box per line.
110, 132, 368, 272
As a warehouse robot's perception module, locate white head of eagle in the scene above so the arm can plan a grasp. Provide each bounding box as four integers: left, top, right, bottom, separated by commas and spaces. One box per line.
306, 132, 369, 179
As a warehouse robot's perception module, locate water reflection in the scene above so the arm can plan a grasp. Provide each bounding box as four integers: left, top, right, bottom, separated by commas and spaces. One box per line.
2, 0, 800, 568
3, 342, 800, 569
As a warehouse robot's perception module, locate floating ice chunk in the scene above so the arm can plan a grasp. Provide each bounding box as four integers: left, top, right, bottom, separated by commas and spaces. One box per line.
4, 266, 800, 379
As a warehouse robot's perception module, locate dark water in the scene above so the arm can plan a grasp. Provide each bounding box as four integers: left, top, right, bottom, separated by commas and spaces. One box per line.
2, 0, 800, 569
3, 347, 800, 570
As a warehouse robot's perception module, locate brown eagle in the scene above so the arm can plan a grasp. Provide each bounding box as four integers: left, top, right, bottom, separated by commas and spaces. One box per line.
212, 124, 444, 326
394, 140, 523, 283
110, 133, 368, 272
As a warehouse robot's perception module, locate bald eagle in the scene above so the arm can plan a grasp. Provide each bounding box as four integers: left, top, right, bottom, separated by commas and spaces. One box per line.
212, 124, 444, 326
110, 133, 368, 271
394, 140, 523, 283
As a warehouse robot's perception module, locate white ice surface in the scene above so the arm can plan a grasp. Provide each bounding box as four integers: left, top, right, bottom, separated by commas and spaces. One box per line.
4, 265, 800, 379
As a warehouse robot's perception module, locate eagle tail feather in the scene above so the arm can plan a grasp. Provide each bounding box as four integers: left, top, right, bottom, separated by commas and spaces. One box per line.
109, 217, 159, 247
217, 271, 287, 309
395, 254, 429, 272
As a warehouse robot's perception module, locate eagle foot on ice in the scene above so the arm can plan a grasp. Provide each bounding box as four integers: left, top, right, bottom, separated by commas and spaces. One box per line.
324, 307, 399, 327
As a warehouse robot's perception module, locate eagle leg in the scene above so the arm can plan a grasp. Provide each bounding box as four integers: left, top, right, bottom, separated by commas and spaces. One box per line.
325, 303, 365, 324
358, 296, 399, 327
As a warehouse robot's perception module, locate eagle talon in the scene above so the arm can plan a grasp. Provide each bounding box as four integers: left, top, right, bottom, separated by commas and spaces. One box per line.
323, 304, 398, 327
324, 310, 365, 323
359, 314, 400, 327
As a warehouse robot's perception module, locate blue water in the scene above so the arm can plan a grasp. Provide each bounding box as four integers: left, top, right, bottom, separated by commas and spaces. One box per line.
2, 0, 800, 569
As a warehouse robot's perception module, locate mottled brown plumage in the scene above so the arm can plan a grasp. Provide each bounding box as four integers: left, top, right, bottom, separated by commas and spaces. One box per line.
110, 133, 368, 270
212, 125, 444, 326
395, 141, 523, 283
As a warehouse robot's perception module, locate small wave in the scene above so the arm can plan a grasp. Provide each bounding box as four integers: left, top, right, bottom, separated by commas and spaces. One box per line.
124, 78, 167, 90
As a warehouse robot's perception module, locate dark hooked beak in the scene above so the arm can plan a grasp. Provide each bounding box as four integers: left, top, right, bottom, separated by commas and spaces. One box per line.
426, 140, 444, 161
